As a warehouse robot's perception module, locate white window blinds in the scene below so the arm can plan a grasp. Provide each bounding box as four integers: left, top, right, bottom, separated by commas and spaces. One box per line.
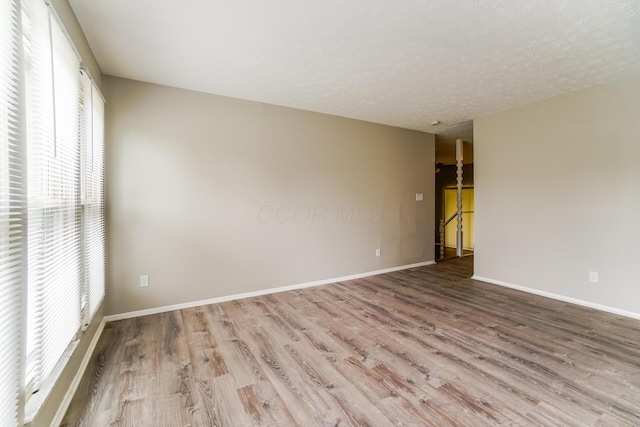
0, 0, 27, 425
80, 70, 105, 323
25, 0, 83, 393
1, 0, 105, 422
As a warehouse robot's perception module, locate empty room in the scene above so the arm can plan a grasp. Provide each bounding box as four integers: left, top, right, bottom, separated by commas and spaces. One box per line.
2, 0, 640, 426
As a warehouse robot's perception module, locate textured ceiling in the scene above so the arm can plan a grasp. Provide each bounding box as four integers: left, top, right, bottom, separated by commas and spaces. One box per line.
69, 0, 640, 135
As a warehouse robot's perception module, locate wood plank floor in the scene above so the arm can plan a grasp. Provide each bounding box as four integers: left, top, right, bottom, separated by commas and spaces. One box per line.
62, 258, 640, 426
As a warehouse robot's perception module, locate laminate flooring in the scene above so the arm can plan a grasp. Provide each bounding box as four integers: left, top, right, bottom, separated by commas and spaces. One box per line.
62, 258, 640, 426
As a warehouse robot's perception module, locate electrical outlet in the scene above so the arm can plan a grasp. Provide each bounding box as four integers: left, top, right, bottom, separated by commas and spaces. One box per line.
140, 275, 149, 287
589, 272, 598, 283
375, 248, 381, 257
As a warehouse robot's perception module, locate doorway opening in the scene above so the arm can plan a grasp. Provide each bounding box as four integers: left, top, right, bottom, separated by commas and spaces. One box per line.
434, 123, 473, 262
443, 186, 474, 255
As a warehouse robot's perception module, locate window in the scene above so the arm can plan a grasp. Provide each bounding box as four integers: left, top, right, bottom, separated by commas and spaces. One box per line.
80, 70, 105, 325
25, 0, 83, 393
0, 0, 105, 424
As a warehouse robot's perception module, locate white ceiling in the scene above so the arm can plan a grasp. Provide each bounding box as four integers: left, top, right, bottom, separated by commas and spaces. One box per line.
69, 0, 640, 135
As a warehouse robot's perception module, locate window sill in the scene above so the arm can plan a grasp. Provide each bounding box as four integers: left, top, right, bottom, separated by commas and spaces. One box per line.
23, 339, 79, 426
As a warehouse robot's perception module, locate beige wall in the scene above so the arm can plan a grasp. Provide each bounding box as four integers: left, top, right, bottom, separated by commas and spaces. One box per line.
474, 75, 640, 315
104, 76, 435, 315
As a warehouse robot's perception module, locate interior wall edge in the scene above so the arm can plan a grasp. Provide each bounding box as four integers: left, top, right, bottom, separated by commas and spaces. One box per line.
27, 306, 105, 427
49, 317, 106, 427
472, 275, 640, 321
105, 260, 436, 321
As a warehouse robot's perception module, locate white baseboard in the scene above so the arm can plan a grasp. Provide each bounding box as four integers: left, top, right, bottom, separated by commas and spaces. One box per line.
472, 275, 640, 321
105, 260, 436, 322
51, 317, 106, 427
